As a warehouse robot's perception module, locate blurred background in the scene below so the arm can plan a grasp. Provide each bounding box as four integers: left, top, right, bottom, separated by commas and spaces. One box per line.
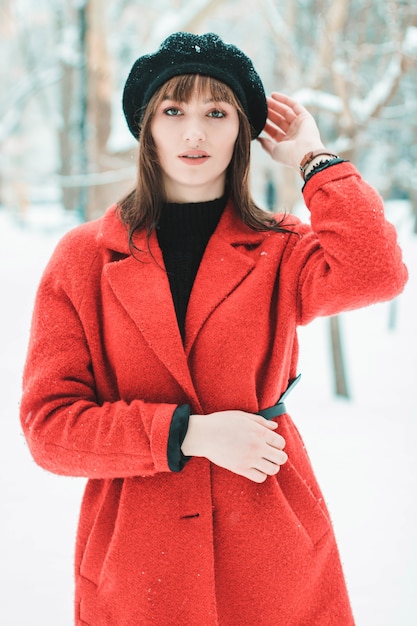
1, 0, 417, 222
1, 1, 416, 625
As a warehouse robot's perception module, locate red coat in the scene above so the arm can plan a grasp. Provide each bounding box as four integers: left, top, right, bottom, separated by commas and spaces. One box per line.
21, 163, 407, 625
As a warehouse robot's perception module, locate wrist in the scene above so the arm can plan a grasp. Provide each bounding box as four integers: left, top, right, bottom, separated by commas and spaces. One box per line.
294, 144, 325, 167
299, 149, 339, 181
180, 414, 204, 457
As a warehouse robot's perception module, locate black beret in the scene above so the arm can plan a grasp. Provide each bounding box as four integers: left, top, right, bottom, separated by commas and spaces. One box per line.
122, 32, 267, 140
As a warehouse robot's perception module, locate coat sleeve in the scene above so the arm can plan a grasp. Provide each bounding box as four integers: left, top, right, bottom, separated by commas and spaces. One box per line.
288, 162, 408, 325
20, 230, 178, 480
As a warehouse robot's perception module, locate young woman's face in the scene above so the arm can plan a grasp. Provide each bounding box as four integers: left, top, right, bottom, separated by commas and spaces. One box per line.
150, 87, 239, 203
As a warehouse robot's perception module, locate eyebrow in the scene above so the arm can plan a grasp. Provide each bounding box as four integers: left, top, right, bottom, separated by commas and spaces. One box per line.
162, 95, 227, 105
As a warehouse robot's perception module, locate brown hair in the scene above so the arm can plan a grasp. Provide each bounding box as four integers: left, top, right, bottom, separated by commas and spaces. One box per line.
118, 74, 292, 250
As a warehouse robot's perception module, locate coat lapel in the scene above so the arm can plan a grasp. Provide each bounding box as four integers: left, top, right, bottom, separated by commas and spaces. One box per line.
103, 228, 197, 401
184, 201, 264, 354
100, 202, 264, 398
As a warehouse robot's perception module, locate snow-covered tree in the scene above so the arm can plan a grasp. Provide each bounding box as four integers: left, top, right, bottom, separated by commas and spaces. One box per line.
1, 0, 416, 219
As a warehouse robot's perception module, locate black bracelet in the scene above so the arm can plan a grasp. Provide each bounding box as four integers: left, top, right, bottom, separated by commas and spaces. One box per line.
304, 157, 347, 183
299, 150, 339, 179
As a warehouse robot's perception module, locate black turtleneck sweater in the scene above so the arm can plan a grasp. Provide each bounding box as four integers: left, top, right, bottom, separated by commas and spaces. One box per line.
156, 195, 227, 472
156, 196, 227, 340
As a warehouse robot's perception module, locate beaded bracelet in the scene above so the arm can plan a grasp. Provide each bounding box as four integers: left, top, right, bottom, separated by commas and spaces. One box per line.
299, 150, 339, 181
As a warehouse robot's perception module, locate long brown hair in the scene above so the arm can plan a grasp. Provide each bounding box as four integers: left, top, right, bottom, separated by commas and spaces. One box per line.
118, 74, 292, 250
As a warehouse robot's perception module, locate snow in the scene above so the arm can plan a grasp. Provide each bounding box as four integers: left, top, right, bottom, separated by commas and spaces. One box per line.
0, 201, 416, 626
352, 56, 402, 123
403, 26, 417, 56
293, 87, 343, 114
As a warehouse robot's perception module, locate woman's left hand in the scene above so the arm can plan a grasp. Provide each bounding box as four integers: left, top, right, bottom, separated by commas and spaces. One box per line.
258, 92, 326, 171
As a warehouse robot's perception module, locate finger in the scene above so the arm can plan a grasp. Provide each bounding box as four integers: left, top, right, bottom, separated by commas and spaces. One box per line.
255, 458, 282, 476
243, 468, 268, 483
266, 113, 292, 136
265, 109, 291, 134
263, 419, 279, 430
266, 97, 297, 125
264, 448, 288, 466
262, 120, 287, 143
269, 92, 306, 115
266, 432, 286, 449
249, 413, 279, 429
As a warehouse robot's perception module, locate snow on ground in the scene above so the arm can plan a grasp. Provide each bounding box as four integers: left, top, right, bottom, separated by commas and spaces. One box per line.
0, 202, 416, 626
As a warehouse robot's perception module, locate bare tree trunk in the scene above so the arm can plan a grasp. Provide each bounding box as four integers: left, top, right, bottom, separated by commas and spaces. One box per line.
84, 0, 158, 220
311, 0, 350, 90
56, 7, 78, 211
411, 192, 417, 235
388, 298, 398, 331
77, 2, 89, 220
329, 316, 350, 398
84, 0, 113, 220
57, 59, 78, 213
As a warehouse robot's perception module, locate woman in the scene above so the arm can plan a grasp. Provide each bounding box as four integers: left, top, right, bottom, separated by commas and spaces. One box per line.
21, 32, 407, 625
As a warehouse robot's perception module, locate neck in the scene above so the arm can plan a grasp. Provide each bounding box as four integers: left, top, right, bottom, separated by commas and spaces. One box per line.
163, 180, 227, 204
164, 191, 224, 203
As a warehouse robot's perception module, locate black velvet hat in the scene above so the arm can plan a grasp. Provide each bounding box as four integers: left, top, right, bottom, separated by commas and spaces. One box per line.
122, 32, 267, 140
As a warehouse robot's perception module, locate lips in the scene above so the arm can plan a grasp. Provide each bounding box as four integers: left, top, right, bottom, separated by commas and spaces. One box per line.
179, 150, 210, 164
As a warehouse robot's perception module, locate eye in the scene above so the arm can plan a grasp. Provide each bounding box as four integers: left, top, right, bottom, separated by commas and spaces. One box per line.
208, 109, 226, 118
163, 107, 182, 117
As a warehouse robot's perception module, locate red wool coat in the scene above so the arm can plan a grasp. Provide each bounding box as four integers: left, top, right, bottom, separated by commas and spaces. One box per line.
21, 163, 407, 625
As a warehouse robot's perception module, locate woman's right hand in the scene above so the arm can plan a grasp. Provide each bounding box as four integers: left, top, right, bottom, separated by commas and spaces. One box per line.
181, 411, 288, 483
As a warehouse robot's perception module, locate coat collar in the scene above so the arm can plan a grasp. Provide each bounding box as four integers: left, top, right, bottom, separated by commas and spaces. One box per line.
98, 200, 265, 253
99, 201, 265, 402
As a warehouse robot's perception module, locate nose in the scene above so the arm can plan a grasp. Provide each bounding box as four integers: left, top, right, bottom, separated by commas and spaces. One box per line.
184, 119, 205, 146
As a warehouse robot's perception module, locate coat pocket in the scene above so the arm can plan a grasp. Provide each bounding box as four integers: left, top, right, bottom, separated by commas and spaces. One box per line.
77, 576, 108, 626
278, 459, 331, 545
79, 479, 123, 587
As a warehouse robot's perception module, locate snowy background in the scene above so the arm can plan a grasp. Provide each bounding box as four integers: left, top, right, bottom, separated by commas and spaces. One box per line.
1, 1, 416, 624
0, 198, 416, 626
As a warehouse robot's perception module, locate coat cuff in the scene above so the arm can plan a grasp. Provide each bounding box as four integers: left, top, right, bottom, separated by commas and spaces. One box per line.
167, 404, 192, 472
302, 161, 360, 205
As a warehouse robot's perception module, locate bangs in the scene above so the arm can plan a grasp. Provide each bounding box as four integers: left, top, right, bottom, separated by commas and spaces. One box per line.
155, 74, 241, 108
